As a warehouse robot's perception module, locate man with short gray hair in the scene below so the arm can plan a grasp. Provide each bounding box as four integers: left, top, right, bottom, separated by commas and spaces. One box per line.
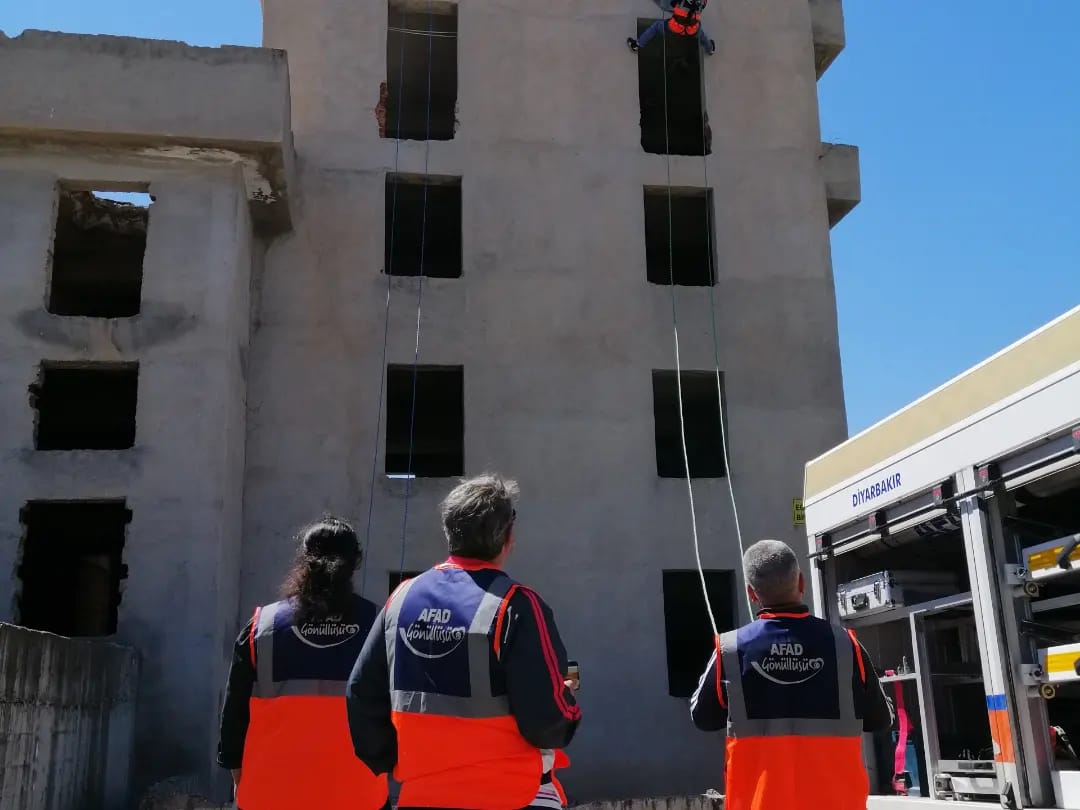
690, 539, 892, 810
347, 474, 581, 810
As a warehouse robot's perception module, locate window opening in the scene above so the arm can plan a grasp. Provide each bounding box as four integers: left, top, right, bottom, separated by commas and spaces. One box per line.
644, 187, 715, 285
386, 365, 464, 477
48, 188, 150, 317
635, 19, 710, 156
388, 569, 425, 595
385, 175, 462, 278
32, 363, 139, 451
385, 1, 458, 140
17, 500, 131, 637
652, 370, 727, 478
663, 569, 735, 697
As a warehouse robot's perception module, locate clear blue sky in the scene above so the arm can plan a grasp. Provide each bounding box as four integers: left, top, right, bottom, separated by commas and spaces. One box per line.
3, 1, 1076, 435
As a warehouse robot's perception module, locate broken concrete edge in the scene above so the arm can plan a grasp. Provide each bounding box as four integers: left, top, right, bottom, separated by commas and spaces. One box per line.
0, 29, 295, 234
0, 28, 287, 66
0, 132, 294, 235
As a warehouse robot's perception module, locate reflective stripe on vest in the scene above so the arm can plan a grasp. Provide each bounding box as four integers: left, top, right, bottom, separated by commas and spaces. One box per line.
718, 617, 868, 810
242, 597, 388, 810
385, 567, 551, 810
386, 573, 514, 716
252, 599, 364, 697
718, 621, 862, 738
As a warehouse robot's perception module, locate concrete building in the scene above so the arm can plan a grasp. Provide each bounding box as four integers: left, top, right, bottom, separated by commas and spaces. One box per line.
0, 0, 858, 802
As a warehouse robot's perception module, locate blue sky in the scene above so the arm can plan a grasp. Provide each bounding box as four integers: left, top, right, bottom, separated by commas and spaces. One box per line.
3, 2, 1076, 434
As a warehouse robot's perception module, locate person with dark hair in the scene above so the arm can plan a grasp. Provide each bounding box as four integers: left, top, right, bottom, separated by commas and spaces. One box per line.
217, 517, 388, 810
346, 474, 582, 810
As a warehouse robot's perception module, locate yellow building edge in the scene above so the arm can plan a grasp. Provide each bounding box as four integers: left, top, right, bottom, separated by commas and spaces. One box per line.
805, 305, 1080, 501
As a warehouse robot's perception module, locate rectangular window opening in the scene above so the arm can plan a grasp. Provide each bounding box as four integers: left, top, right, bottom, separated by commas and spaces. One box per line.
385, 1, 458, 141
635, 18, 710, 156
652, 370, 728, 479
386, 365, 464, 478
663, 570, 735, 697
385, 175, 462, 278
32, 362, 139, 451
388, 569, 425, 595
48, 187, 151, 317
17, 500, 131, 637
644, 187, 715, 285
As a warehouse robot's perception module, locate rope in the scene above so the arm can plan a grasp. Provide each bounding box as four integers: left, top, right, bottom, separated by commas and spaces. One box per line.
397, 0, 438, 578
697, 37, 753, 619
359, 7, 411, 597
387, 25, 456, 38
657, 15, 752, 638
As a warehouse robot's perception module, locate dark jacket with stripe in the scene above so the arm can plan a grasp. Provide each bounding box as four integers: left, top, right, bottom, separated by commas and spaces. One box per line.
345, 560, 580, 780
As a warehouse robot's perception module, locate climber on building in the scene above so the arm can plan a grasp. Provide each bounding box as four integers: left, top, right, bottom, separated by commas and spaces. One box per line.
628, 0, 716, 56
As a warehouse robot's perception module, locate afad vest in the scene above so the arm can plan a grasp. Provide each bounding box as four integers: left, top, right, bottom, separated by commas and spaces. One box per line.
718, 611, 868, 810
239, 596, 388, 810
668, 4, 702, 36
385, 562, 569, 810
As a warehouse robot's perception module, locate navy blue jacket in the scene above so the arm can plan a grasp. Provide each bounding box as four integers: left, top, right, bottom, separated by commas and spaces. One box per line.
690, 605, 894, 733
346, 565, 580, 776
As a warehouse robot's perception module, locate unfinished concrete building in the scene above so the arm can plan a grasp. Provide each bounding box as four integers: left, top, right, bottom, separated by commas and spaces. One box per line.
0, 0, 858, 802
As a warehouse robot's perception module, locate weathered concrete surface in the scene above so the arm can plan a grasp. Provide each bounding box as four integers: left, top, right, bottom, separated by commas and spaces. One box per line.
137, 778, 231, 810
0, 624, 139, 810
809, 0, 846, 77
820, 142, 861, 226
0, 164, 256, 799
246, 0, 851, 801
0, 30, 295, 232
573, 795, 723, 810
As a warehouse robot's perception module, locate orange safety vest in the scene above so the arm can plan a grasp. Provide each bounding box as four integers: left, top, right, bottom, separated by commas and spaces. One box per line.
238, 598, 389, 810
717, 611, 869, 810
386, 562, 572, 810
667, 4, 702, 36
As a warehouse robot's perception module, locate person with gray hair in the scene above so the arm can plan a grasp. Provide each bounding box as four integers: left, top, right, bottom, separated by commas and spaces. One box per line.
346, 474, 581, 810
689, 539, 893, 810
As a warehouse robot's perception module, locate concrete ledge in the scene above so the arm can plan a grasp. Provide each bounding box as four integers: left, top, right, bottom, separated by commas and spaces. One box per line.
809, 0, 846, 78
820, 142, 861, 227
0, 30, 294, 233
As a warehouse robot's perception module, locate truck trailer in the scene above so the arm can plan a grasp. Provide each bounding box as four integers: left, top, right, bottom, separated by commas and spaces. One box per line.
803, 304, 1080, 809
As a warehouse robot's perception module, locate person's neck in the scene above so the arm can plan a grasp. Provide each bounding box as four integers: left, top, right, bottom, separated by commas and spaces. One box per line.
759, 597, 806, 611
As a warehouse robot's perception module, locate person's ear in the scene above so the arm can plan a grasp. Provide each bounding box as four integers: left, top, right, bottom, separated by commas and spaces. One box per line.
747, 585, 760, 604
798, 572, 806, 595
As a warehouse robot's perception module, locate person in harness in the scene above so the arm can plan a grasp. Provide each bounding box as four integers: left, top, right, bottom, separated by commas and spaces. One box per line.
628, 0, 716, 56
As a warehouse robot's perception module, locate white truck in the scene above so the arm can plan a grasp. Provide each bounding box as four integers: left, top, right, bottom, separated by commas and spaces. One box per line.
803, 304, 1080, 809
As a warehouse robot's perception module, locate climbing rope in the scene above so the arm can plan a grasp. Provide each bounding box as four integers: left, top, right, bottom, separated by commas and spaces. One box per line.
657, 13, 753, 631
360, 3, 437, 595
396, 0, 439, 580
697, 35, 752, 619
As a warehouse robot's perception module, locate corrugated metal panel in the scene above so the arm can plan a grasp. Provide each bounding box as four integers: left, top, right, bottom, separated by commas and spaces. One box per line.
0, 624, 138, 810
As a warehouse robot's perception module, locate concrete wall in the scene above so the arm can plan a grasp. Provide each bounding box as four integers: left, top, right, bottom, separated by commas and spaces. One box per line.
0, 31, 295, 232
249, 0, 848, 800
0, 623, 139, 810
0, 155, 255, 797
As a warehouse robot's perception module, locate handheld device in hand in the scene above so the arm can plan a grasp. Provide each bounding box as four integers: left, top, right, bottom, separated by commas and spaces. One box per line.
566, 660, 580, 691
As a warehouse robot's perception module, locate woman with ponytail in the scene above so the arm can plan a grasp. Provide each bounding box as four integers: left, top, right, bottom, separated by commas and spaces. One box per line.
217, 517, 389, 810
